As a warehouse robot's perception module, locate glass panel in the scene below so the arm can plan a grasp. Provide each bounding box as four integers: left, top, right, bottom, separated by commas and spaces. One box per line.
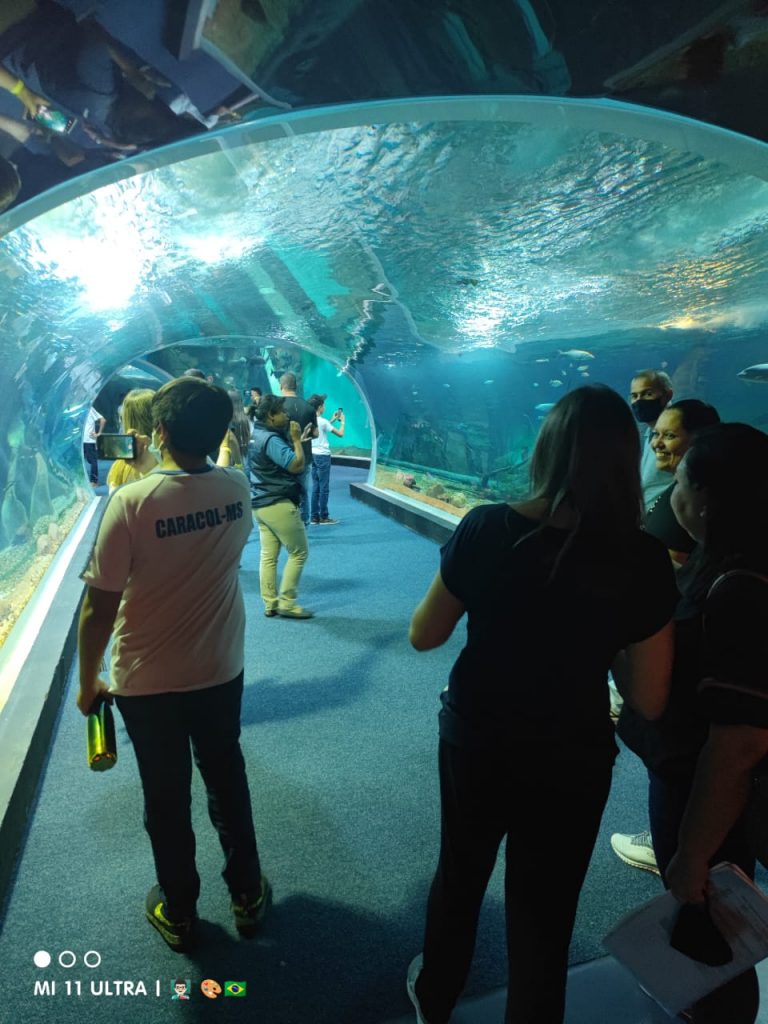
0, 96, 767, 647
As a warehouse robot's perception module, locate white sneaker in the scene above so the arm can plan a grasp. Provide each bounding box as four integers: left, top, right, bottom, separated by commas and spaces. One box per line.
406, 954, 431, 1024
610, 829, 660, 875
608, 675, 623, 722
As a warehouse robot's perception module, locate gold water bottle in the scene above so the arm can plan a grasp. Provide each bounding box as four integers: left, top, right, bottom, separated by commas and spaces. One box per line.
87, 700, 117, 771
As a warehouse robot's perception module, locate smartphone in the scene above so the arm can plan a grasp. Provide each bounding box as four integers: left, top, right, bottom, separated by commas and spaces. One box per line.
34, 105, 76, 134
96, 433, 137, 460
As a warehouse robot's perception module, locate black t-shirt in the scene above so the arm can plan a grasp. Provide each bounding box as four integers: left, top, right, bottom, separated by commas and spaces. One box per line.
699, 571, 768, 727
282, 396, 317, 465
438, 504, 678, 757
644, 483, 696, 556
618, 569, 768, 776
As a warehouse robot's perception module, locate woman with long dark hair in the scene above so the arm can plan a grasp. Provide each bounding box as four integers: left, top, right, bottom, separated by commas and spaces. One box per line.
407, 385, 677, 1024
626, 423, 768, 1024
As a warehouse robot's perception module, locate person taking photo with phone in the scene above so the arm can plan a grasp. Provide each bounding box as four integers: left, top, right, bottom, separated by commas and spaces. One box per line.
307, 394, 345, 525
106, 388, 158, 492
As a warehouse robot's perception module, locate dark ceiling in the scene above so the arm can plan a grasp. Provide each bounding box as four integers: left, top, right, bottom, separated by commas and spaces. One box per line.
201, 0, 768, 145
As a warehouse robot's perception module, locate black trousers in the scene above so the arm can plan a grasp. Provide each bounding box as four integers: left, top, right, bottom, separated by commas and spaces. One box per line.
83, 442, 98, 484
417, 738, 614, 1024
649, 768, 759, 1024
116, 672, 262, 919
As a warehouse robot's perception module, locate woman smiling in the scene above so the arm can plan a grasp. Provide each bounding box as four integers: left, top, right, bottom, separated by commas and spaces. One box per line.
645, 400, 720, 565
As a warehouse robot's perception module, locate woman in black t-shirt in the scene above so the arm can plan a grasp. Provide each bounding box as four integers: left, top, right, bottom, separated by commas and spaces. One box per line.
654, 424, 768, 1024
406, 385, 677, 1024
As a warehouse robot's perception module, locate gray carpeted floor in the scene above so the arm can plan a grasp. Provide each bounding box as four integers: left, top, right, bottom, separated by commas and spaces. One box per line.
0, 467, 689, 1023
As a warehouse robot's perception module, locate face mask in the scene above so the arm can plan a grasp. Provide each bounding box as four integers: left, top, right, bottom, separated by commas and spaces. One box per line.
632, 397, 666, 424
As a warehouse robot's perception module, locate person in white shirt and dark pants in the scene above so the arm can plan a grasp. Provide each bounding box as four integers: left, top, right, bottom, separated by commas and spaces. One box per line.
308, 394, 344, 525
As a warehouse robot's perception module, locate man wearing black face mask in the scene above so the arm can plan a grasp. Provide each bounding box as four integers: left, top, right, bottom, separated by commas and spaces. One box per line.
629, 369, 673, 512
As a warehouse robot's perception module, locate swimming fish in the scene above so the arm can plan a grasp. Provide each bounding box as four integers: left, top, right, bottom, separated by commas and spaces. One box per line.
549, 379, 564, 388
737, 363, 768, 383
535, 358, 550, 364
576, 365, 589, 372
483, 379, 495, 385
535, 403, 556, 413
580, 372, 590, 378
558, 349, 594, 360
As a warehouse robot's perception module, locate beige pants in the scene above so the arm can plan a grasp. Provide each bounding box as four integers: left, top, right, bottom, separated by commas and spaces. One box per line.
253, 501, 309, 612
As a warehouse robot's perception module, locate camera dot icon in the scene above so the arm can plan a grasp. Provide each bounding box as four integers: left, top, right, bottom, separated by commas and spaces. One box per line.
33, 951, 51, 969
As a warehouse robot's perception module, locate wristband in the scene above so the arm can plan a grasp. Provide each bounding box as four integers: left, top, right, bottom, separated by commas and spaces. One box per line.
10, 79, 25, 96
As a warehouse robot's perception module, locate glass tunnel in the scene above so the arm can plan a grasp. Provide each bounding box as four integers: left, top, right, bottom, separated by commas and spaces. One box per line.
1, 95, 767, 671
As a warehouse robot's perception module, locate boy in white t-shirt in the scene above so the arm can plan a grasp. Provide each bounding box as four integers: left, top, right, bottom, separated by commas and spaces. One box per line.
307, 394, 345, 525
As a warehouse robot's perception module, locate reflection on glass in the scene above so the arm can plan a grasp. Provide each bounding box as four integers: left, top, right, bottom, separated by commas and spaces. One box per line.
0, 98, 767, 646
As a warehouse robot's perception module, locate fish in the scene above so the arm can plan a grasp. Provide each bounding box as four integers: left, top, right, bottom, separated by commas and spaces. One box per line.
532, 382, 539, 388
580, 371, 590, 378
549, 379, 564, 388
443, 383, 451, 388
535, 358, 550, 364
576, 364, 589, 372
737, 363, 768, 383
535, 402, 556, 413
558, 349, 594, 360
483, 379, 495, 385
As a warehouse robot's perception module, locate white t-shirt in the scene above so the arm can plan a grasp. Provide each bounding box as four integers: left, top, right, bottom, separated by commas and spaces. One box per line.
311, 416, 333, 456
82, 467, 252, 696
84, 406, 103, 440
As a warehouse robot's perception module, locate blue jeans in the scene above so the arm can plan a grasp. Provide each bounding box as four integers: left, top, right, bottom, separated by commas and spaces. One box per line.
115, 672, 262, 919
297, 466, 311, 525
311, 454, 331, 520
648, 768, 758, 1024
83, 442, 98, 484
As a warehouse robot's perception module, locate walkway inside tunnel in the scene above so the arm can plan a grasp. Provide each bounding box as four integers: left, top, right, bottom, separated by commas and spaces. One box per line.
2, 466, 766, 1023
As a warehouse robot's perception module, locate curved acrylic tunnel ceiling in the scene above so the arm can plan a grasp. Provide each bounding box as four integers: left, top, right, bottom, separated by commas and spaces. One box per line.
2, 95, 768, 467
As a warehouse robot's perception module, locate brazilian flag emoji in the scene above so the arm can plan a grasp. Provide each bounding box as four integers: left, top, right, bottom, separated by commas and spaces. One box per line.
224, 981, 247, 998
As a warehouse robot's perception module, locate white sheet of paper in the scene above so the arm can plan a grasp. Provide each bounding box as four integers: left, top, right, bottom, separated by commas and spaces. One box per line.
603, 862, 768, 1016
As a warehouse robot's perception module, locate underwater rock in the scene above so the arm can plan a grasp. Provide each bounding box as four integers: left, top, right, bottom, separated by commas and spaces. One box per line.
53, 494, 75, 515
426, 482, 446, 498
48, 521, 61, 542
30, 453, 54, 522
402, 474, 416, 488
1, 485, 29, 544
449, 492, 468, 508
46, 465, 72, 500
14, 452, 36, 515
36, 535, 51, 556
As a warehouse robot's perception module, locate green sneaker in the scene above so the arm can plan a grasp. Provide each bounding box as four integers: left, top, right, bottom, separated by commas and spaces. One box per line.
145, 885, 195, 952
231, 875, 271, 937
